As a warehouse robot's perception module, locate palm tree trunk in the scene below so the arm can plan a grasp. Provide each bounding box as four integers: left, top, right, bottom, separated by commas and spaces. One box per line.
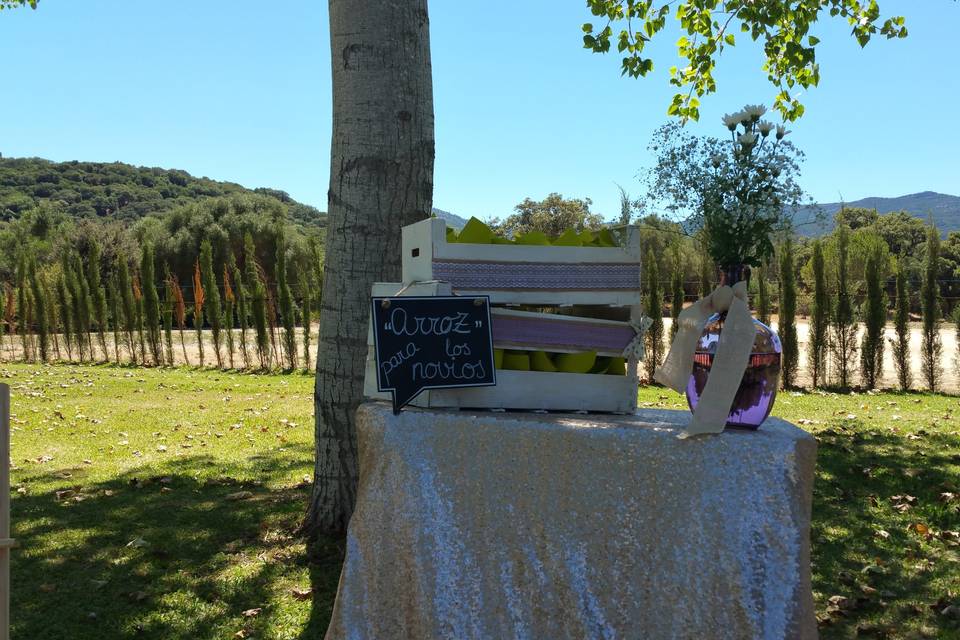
304, 0, 435, 536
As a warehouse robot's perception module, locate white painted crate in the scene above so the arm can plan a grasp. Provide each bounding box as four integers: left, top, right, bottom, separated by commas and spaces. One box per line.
364, 281, 641, 413
366, 219, 644, 412
402, 218, 642, 306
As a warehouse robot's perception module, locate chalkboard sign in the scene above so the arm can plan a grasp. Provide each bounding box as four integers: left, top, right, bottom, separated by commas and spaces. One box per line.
371, 296, 497, 413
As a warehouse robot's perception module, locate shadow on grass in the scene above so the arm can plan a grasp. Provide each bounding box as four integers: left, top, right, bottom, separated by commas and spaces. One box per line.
811, 417, 960, 638
12, 452, 344, 640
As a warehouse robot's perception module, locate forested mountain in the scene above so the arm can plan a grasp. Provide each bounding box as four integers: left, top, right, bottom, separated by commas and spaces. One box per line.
796, 191, 960, 236
0, 156, 326, 226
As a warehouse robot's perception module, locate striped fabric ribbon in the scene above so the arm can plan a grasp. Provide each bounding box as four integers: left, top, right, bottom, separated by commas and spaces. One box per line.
491, 313, 635, 355
433, 260, 642, 291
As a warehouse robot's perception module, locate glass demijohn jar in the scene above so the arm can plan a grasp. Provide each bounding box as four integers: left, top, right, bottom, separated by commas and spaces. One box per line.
684, 264, 782, 429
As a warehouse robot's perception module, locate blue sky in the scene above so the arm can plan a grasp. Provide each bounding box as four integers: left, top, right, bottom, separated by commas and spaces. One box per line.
1, 1, 957, 222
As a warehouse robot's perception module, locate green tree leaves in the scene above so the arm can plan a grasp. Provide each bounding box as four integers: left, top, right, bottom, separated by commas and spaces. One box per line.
582, 0, 912, 121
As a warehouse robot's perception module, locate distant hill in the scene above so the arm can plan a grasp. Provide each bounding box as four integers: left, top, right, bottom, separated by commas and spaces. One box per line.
796, 191, 960, 236
432, 207, 468, 229
0, 156, 326, 227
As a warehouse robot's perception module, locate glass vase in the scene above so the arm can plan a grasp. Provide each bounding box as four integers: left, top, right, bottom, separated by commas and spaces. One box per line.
684, 264, 781, 430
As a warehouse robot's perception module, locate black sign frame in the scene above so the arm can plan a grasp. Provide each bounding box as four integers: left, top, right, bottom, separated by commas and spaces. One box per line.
370, 295, 497, 414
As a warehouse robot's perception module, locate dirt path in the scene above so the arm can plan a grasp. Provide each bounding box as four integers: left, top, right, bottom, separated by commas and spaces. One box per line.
3, 320, 958, 392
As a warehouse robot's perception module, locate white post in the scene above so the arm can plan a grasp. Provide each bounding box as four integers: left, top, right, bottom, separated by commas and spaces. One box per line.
0, 383, 11, 640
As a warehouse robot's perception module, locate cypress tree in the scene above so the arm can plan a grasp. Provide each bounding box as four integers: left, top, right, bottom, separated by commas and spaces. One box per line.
276, 228, 297, 370
3, 285, 15, 361
0, 283, 6, 362
245, 233, 269, 369
87, 240, 109, 360
231, 254, 250, 368
199, 239, 223, 368
28, 258, 49, 362
56, 275, 73, 361
669, 249, 684, 342
808, 240, 830, 387
107, 273, 122, 363
162, 265, 175, 366
141, 244, 162, 365
133, 275, 146, 365
890, 258, 912, 390
831, 224, 857, 388
778, 239, 799, 389
169, 274, 189, 365
756, 264, 771, 327
860, 243, 887, 389
46, 280, 61, 361
920, 224, 942, 391
193, 259, 206, 366
223, 262, 236, 369
116, 254, 137, 364
953, 304, 960, 380
301, 269, 312, 371
61, 254, 80, 361
17, 253, 33, 361
698, 251, 713, 298
72, 254, 93, 359
643, 248, 664, 382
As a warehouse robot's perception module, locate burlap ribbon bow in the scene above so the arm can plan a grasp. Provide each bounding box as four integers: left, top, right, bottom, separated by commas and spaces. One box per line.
654, 281, 755, 438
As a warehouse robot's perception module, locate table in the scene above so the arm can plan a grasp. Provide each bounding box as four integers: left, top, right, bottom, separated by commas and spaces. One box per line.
325, 403, 817, 640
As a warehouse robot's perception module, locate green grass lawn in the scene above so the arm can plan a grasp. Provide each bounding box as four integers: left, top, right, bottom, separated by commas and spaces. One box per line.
6, 362, 960, 639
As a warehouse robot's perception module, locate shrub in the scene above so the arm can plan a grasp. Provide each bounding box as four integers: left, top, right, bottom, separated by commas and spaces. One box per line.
778, 239, 799, 388
890, 259, 912, 390
921, 224, 942, 391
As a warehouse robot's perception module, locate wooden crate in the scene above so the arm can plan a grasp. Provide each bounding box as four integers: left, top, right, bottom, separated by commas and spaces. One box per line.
365, 217, 643, 413
401, 218, 642, 306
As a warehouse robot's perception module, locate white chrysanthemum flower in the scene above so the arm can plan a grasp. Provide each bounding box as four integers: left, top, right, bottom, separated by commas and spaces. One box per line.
743, 104, 767, 120
757, 121, 775, 136
722, 113, 741, 131
738, 132, 758, 146
776, 124, 790, 139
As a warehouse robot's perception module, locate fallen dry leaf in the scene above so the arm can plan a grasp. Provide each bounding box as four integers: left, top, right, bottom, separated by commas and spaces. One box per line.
291, 587, 313, 601
242, 608, 262, 618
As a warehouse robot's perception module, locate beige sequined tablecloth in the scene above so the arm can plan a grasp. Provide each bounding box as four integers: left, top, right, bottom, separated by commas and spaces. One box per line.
325, 403, 817, 640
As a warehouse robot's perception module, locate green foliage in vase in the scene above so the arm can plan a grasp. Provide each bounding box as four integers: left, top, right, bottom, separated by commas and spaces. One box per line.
643, 247, 664, 381
641, 108, 808, 269
778, 239, 799, 388
808, 240, 829, 387
921, 223, 943, 391
890, 258, 912, 390
582, 0, 909, 121
859, 235, 889, 389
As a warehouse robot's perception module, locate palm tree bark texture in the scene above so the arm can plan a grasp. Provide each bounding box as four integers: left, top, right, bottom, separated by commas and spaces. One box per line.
305, 0, 435, 536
